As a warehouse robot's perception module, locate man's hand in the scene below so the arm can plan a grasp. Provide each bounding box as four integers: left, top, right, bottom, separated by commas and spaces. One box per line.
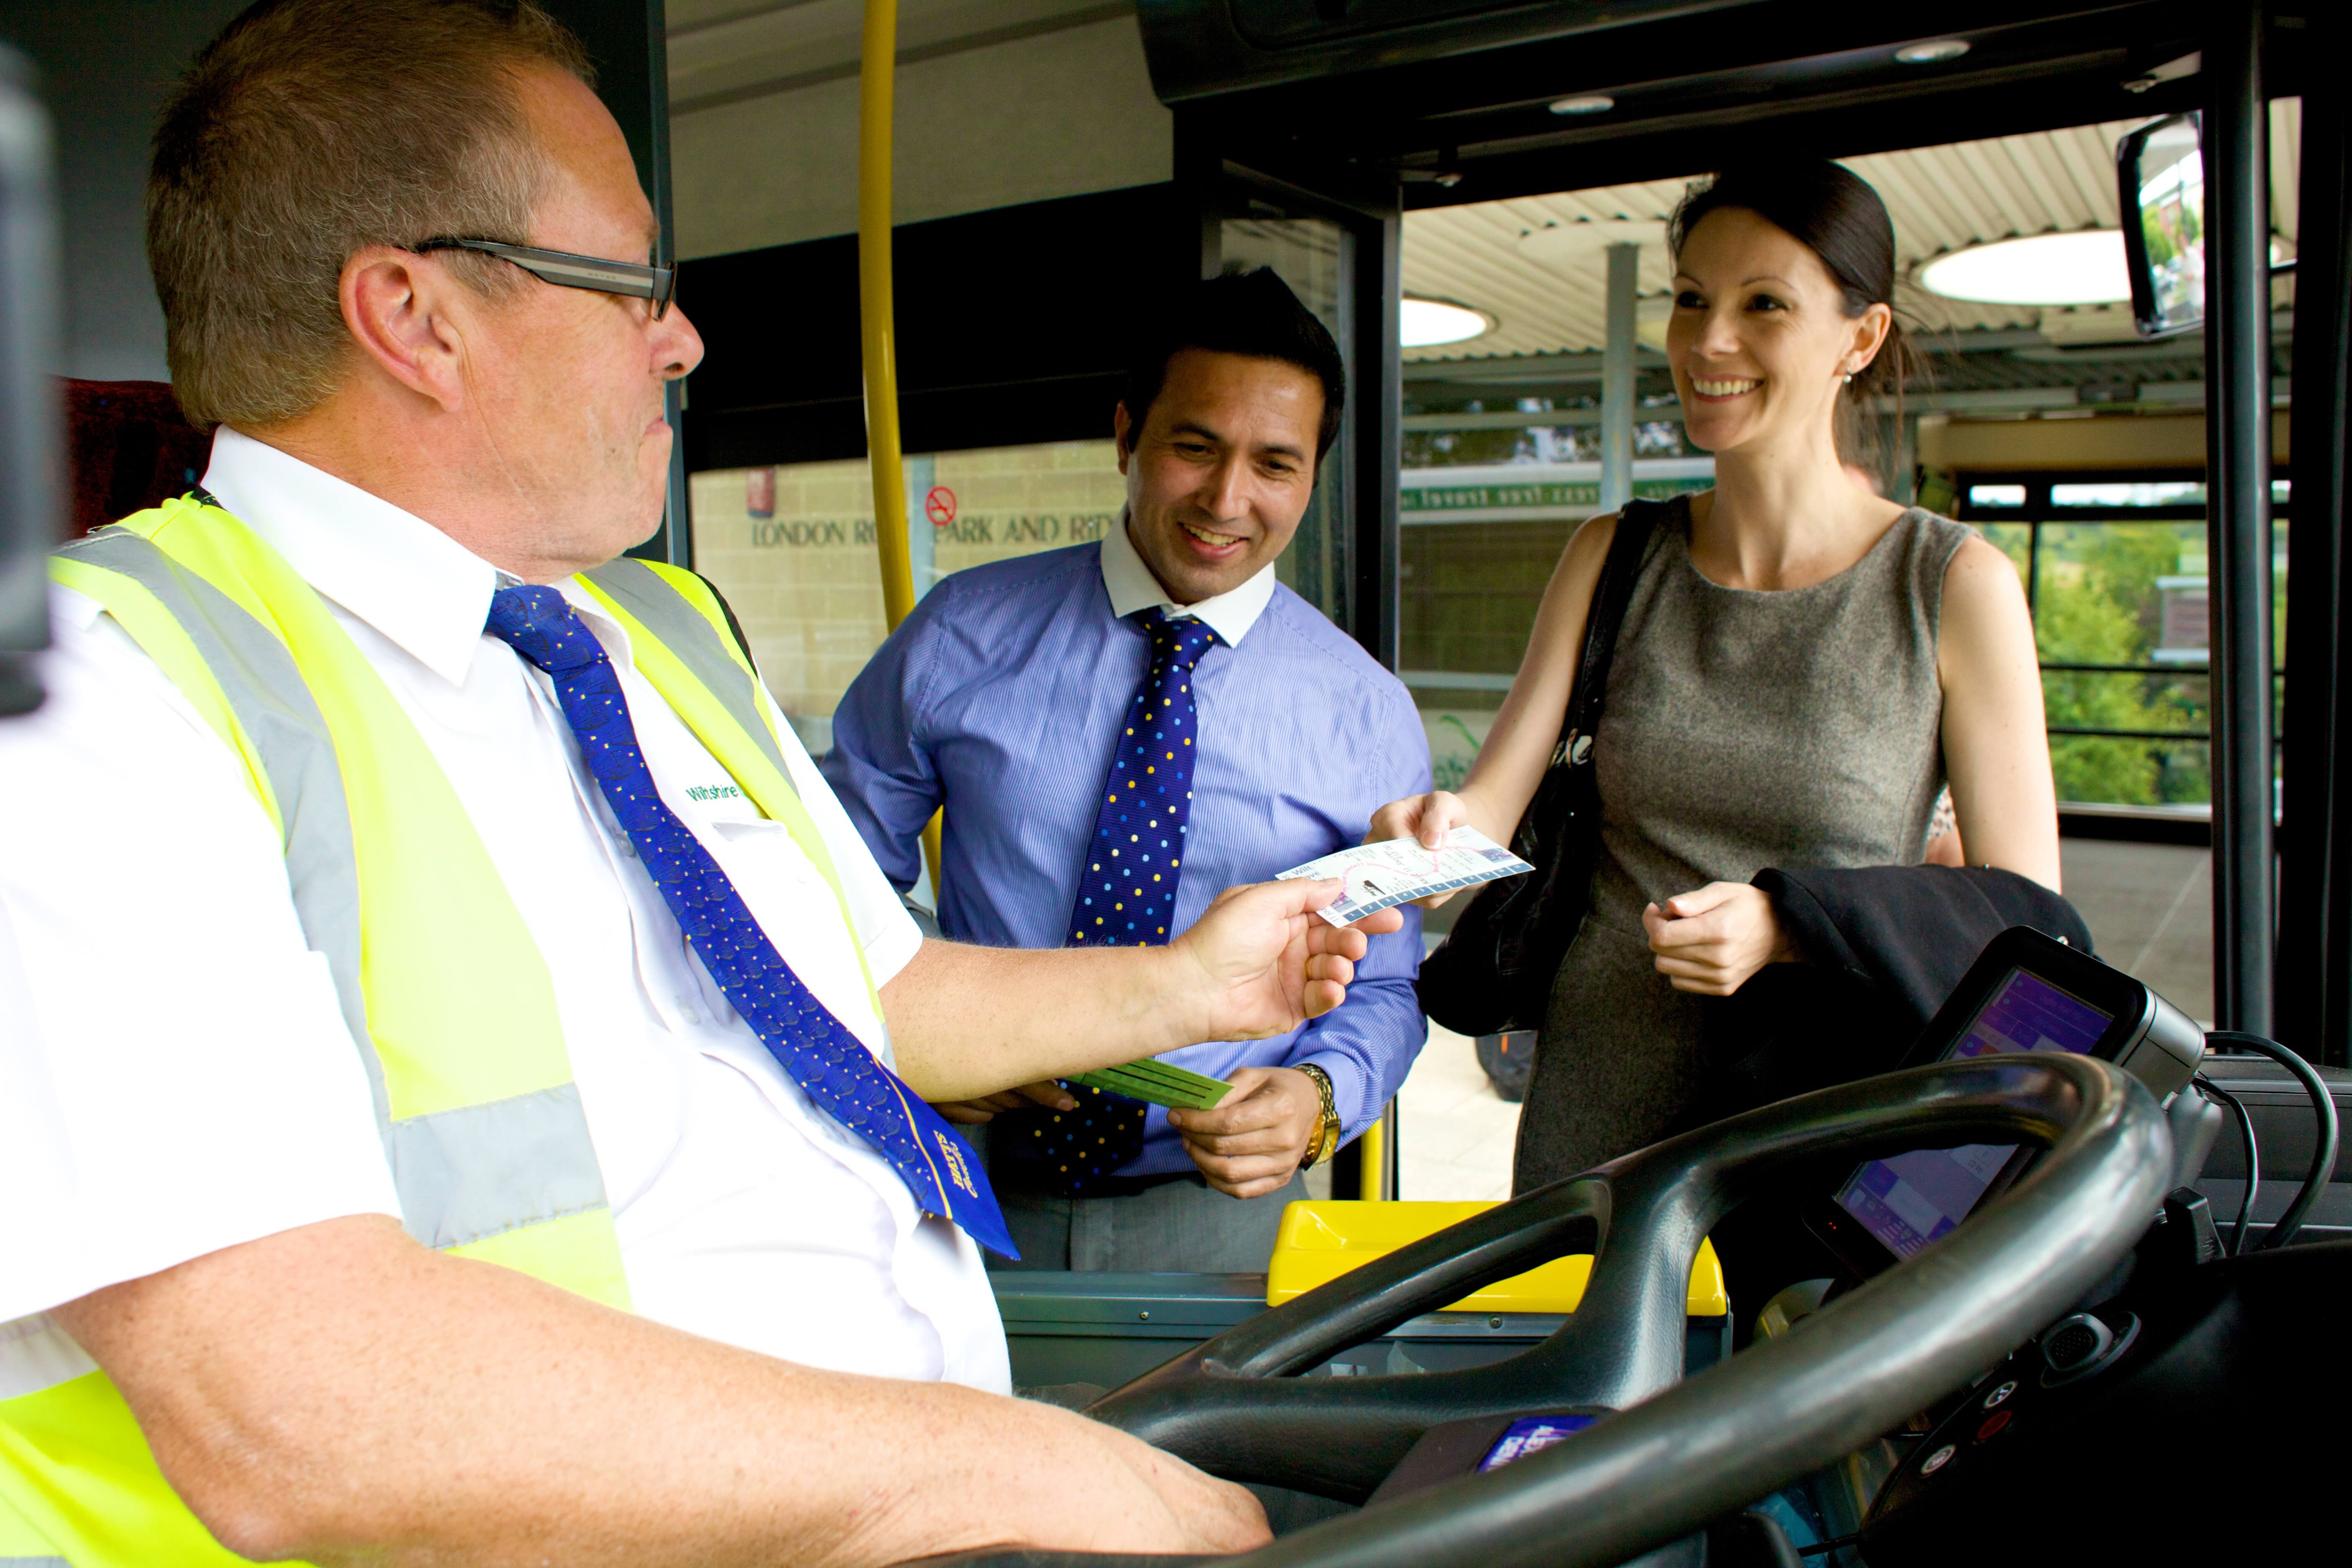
1641, 882, 1801, 995
883, 881, 1400, 1104
1170, 879, 1404, 1044
1168, 1065, 1322, 1197
933, 1080, 1075, 1125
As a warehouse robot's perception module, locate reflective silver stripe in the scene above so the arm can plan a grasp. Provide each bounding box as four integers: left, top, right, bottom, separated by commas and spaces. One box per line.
56, 530, 385, 1127
0, 1556, 72, 1565
389, 1085, 608, 1250
54, 527, 611, 1252
582, 559, 798, 797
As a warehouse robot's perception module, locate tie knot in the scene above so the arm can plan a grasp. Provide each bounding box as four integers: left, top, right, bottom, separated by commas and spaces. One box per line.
1141, 607, 1221, 670
485, 584, 606, 676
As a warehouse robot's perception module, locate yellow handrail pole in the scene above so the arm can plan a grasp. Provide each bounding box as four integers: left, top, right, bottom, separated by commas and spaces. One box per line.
856, 0, 911, 630
1357, 1117, 1383, 1201
1356, 1099, 1398, 1202
856, 0, 945, 897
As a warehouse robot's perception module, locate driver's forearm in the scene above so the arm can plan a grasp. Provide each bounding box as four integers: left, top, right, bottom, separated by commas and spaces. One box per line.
881, 937, 1206, 1101
54, 1215, 1188, 1568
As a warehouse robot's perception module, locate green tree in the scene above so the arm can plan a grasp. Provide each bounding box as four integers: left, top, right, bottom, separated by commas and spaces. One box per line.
2030, 524, 2187, 806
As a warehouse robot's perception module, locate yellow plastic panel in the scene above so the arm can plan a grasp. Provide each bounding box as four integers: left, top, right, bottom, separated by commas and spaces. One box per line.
1267, 1200, 1728, 1316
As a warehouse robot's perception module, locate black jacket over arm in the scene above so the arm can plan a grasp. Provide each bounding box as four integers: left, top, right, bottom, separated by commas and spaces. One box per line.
1696, 865, 2091, 1121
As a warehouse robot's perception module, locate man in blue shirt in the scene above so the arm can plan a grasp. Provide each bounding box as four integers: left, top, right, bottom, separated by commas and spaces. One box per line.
823, 271, 1431, 1271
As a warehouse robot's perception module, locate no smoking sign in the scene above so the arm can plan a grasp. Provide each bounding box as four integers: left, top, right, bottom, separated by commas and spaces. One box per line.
925, 486, 957, 526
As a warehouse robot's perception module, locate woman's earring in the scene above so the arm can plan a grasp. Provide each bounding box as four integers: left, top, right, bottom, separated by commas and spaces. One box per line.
1842, 372, 1853, 384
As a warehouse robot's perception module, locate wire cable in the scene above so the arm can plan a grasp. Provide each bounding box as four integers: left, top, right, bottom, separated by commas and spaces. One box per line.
2205, 1031, 2341, 1251
2193, 1073, 2257, 1256
1797, 1532, 1861, 1558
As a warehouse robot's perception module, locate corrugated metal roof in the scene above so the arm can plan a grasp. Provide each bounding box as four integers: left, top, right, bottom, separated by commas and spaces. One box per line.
1404, 103, 2302, 364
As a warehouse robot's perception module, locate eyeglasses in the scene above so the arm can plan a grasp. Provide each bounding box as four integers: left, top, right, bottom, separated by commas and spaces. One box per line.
411, 237, 676, 319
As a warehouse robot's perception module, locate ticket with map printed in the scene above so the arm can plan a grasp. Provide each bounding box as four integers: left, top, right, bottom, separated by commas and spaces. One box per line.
1277, 827, 1534, 927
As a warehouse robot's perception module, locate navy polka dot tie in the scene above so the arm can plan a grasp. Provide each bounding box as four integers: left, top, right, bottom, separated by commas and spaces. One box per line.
1008, 608, 1222, 1195
484, 585, 1015, 1258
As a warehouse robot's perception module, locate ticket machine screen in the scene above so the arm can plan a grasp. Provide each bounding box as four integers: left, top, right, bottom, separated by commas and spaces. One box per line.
1478, 1414, 1599, 1473
1832, 969, 2114, 1259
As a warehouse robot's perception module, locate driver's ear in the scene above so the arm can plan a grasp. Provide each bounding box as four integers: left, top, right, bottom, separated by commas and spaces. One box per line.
1113, 400, 1135, 476
340, 245, 471, 413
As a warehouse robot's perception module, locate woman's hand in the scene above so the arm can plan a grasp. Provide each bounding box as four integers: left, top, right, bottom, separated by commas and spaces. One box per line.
1365, 790, 1473, 906
1641, 882, 1801, 995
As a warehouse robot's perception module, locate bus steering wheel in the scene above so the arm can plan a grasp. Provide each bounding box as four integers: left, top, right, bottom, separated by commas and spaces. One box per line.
1058, 1052, 2169, 1568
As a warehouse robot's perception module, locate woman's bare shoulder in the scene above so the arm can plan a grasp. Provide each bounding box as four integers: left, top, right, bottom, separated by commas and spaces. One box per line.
1941, 530, 2028, 608
1937, 530, 2035, 675
1566, 509, 1619, 564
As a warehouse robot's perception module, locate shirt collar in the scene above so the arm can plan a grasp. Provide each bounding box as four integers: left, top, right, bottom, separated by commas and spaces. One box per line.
1098, 508, 1278, 647
199, 426, 625, 686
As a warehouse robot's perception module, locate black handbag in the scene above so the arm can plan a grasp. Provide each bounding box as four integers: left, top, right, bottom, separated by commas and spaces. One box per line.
1416, 500, 1664, 1037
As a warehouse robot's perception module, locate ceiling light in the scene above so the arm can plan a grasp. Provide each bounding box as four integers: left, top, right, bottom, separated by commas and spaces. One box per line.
1401, 299, 1492, 348
1919, 231, 2130, 306
1548, 95, 1614, 115
1895, 39, 1971, 64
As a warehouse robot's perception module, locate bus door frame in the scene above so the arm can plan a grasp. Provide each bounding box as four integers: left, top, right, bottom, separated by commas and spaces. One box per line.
2279, 7, 2352, 1068
1175, 114, 1406, 1195
1174, 125, 1406, 676
2204, 4, 2277, 1041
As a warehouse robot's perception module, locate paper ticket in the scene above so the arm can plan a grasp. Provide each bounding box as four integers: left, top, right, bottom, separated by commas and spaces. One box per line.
1277, 827, 1534, 927
1068, 1060, 1233, 1111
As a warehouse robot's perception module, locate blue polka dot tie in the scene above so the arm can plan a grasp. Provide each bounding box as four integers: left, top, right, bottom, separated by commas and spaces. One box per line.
1008, 608, 1222, 1195
484, 585, 1015, 1258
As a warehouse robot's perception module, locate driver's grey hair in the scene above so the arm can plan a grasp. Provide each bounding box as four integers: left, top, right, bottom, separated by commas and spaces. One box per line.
148, 0, 593, 430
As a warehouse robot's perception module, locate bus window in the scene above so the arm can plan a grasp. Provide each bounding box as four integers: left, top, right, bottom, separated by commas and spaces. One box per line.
691, 442, 1126, 756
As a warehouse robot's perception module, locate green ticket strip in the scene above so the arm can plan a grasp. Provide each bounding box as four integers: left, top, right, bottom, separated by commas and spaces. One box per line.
1070, 1059, 1233, 1111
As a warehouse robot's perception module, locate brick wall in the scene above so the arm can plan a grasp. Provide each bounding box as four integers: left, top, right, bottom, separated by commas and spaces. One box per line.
1401, 519, 1572, 681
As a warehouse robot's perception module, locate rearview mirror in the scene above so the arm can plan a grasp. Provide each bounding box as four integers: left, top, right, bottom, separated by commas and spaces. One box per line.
2117, 112, 2204, 338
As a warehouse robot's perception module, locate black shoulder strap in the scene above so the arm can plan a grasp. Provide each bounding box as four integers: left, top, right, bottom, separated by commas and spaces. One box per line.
1554, 498, 1664, 769
694, 569, 764, 678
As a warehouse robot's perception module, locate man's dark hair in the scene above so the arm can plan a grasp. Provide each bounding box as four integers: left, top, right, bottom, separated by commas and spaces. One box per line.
1119, 269, 1347, 462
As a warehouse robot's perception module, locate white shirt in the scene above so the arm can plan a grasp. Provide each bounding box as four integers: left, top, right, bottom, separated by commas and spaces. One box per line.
0, 429, 1008, 1397
1099, 509, 1277, 646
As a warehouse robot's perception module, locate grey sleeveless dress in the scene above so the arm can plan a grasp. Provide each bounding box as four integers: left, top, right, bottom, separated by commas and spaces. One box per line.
1513, 496, 1975, 1191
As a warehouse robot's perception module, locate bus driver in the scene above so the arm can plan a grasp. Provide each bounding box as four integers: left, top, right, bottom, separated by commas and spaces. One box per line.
0, 3, 1397, 1563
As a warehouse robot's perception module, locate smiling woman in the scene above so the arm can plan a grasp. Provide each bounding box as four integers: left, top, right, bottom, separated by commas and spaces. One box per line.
1373, 159, 2065, 1196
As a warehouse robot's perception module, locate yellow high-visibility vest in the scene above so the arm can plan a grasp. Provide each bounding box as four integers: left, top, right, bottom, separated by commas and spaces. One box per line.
3, 497, 876, 1565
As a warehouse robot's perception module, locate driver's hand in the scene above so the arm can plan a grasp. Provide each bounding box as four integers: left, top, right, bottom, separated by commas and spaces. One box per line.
1008, 1401, 1271, 1555
1093, 1425, 1271, 1553
1170, 879, 1403, 1042
931, 1081, 1075, 1125
1641, 882, 1801, 995
1168, 1065, 1321, 1198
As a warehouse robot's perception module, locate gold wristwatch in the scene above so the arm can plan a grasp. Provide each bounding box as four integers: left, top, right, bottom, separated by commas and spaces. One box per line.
1296, 1063, 1342, 1168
